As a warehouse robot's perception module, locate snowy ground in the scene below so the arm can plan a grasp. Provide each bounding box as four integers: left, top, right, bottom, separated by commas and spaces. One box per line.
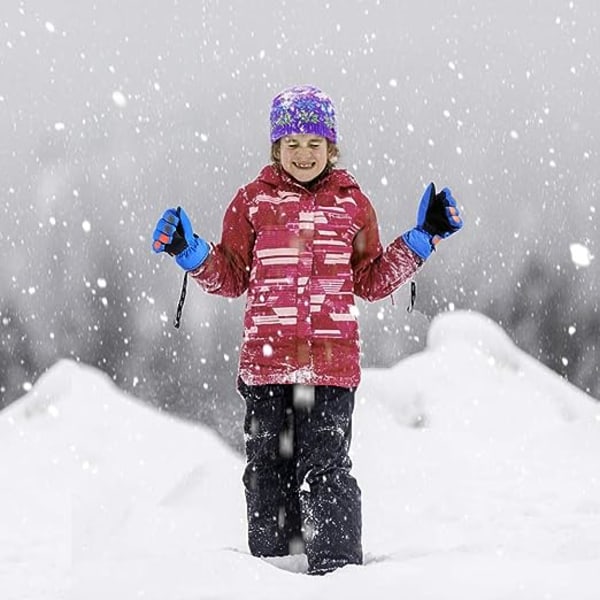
1, 310, 599, 600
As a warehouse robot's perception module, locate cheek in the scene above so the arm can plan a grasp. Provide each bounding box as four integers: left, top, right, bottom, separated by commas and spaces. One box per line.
280, 149, 293, 164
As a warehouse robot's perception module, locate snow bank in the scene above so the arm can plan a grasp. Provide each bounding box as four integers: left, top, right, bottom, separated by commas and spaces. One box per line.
360, 310, 597, 435
1, 312, 600, 600
0, 360, 245, 600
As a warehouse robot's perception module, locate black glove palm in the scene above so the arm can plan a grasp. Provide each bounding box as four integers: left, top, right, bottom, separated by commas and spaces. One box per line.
401, 182, 463, 260
420, 183, 463, 238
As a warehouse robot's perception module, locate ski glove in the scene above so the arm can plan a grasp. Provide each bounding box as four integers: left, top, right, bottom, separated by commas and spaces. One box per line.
401, 183, 463, 260
152, 207, 210, 271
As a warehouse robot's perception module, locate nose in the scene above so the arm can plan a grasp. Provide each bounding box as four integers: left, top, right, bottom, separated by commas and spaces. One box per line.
295, 144, 312, 157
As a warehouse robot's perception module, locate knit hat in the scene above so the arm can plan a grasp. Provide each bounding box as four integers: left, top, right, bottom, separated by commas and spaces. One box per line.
270, 85, 337, 144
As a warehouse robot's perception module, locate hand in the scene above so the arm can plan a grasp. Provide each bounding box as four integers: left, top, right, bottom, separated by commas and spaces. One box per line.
418, 183, 463, 242
402, 183, 463, 260
152, 207, 210, 271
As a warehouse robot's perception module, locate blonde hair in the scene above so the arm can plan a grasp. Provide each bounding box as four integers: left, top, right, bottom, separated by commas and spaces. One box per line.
270, 140, 340, 167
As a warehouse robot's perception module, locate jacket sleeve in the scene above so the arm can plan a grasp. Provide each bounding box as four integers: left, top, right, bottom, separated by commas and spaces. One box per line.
352, 200, 423, 302
189, 188, 255, 298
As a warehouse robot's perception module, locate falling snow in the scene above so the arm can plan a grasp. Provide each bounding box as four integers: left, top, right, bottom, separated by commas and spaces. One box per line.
112, 90, 127, 107
569, 243, 593, 268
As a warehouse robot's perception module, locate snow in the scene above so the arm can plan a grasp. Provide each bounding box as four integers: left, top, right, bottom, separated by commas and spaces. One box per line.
111, 91, 128, 108
569, 243, 593, 268
1, 310, 600, 599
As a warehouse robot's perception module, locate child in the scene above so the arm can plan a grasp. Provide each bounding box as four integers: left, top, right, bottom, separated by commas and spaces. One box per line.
152, 85, 463, 574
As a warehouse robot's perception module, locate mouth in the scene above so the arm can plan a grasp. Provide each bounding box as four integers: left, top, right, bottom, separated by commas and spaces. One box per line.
293, 161, 317, 170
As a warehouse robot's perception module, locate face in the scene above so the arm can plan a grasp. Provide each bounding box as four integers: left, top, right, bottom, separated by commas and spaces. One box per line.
276, 134, 331, 183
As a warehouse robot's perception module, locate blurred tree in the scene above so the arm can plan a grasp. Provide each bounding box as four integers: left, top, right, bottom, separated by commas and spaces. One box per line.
488, 253, 599, 401
0, 303, 37, 409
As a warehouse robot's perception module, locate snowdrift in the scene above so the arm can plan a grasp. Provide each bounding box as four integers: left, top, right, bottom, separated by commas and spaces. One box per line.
1, 310, 599, 600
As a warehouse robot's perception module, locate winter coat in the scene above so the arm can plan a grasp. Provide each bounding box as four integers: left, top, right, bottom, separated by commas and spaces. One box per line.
190, 164, 422, 388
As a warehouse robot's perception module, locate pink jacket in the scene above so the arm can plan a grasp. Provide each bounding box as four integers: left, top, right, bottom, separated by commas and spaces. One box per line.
190, 165, 422, 387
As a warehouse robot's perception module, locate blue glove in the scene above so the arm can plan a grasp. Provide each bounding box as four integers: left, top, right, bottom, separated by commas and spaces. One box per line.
402, 183, 463, 260
152, 207, 210, 271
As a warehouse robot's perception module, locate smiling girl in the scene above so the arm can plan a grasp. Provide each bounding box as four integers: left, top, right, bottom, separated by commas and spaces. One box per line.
152, 85, 463, 574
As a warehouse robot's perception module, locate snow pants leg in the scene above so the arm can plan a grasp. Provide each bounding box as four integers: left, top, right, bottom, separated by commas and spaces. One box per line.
238, 380, 363, 573
239, 382, 303, 557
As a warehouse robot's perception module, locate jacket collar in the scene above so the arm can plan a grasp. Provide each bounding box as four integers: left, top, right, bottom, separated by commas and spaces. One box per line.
257, 164, 360, 193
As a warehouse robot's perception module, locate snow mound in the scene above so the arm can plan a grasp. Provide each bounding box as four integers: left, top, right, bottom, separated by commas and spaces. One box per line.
2, 313, 600, 600
427, 309, 520, 371
360, 310, 597, 436
2, 358, 242, 504
0, 360, 246, 600
4, 358, 82, 420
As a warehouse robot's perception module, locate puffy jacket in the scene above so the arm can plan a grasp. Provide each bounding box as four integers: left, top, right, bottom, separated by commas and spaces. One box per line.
190, 164, 422, 387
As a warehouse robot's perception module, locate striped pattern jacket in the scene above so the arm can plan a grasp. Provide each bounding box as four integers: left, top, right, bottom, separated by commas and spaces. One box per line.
190, 165, 422, 387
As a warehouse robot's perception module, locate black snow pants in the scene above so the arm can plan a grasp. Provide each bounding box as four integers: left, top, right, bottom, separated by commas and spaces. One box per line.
238, 380, 363, 574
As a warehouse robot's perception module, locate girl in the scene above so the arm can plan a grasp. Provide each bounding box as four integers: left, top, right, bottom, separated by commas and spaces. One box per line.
152, 85, 463, 574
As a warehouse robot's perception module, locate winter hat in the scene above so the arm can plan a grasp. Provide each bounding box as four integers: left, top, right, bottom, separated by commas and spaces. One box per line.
270, 85, 337, 144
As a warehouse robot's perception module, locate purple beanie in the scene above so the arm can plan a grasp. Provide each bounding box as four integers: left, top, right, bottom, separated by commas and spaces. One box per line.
270, 85, 337, 143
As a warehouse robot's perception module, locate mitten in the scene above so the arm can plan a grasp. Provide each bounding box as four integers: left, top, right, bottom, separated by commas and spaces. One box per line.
401, 182, 463, 260
152, 207, 210, 271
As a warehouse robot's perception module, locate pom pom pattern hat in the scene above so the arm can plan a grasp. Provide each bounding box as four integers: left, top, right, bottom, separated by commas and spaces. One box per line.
270, 85, 337, 144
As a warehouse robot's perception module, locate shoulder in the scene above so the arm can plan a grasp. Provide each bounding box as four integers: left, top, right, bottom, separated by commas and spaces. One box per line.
230, 165, 281, 206
247, 164, 283, 192
324, 168, 361, 191
324, 169, 373, 209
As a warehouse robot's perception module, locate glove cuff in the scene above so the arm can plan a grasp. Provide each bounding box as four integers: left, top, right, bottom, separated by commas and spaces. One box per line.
175, 236, 210, 271
401, 227, 434, 260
